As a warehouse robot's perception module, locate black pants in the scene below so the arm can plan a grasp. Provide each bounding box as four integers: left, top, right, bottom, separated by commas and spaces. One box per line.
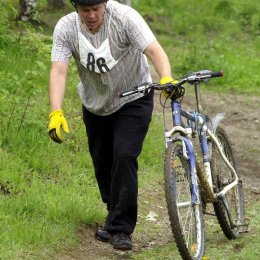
82, 91, 153, 235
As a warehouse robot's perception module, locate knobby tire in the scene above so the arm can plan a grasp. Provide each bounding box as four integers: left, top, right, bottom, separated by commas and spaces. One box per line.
164, 142, 204, 260
210, 127, 244, 239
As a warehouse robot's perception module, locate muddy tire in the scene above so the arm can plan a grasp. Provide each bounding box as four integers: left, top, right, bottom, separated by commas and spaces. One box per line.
210, 127, 245, 239
164, 141, 204, 260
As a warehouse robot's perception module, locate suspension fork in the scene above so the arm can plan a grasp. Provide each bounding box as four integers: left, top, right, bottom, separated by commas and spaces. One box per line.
172, 136, 201, 205
170, 99, 201, 205
199, 126, 214, 191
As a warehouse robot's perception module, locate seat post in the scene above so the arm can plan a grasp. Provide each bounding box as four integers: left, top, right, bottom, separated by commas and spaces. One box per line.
195, 83, 203, 113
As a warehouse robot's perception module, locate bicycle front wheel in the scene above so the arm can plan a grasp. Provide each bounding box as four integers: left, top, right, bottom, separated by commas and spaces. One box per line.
164, 141, 204, 260
210, 127, 244, 239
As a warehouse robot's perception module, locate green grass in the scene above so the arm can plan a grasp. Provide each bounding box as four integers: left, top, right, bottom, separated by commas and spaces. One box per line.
0, 8, 105, 257
134, 0, 260, 94
0, 0, 259, 259
133, 202, 260, 260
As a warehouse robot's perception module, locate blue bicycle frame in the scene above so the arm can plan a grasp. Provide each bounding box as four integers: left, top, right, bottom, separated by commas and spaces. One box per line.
167, 99, 203, 206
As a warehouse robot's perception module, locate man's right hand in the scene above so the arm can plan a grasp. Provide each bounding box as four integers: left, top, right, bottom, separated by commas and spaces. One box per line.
48, 110, 69, 143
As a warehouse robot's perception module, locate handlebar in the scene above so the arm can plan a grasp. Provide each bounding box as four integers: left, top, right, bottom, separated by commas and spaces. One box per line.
183, 70, 224, 83
119, 70, 223, 97
207, 71, 224, 78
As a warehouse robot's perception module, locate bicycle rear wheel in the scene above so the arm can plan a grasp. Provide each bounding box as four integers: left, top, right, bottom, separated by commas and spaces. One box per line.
164, 141, 204, 260
210, 127, 244, 239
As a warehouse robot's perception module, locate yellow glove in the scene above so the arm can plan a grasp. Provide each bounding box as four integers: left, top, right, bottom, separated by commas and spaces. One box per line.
160, 76, 179, 97
48, 110, 69, 143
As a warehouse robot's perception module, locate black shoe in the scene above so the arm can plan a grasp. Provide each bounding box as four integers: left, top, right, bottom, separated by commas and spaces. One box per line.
109, 233, 132, 250
95, 228, 111, 242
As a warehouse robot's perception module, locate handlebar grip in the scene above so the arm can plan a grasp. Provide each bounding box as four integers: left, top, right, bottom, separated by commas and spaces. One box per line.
210, 71, 224, 78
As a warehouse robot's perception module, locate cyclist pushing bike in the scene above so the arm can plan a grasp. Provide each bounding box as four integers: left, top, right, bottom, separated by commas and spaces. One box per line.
48, 0, 177, 251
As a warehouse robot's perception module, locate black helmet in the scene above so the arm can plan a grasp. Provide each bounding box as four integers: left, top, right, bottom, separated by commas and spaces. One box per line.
70, 0, 108, 8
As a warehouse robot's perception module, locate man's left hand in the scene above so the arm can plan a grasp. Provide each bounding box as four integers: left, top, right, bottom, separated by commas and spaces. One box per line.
160, 76, 179, 97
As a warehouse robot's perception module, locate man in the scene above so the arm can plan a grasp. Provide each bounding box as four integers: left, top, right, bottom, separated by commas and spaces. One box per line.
48, 0, 175, 251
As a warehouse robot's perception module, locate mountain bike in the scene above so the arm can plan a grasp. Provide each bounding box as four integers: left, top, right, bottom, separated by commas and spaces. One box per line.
119, 70, 248, 260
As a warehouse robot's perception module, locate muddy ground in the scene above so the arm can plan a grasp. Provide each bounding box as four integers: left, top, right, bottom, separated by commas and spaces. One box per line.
58, 74, 260, 260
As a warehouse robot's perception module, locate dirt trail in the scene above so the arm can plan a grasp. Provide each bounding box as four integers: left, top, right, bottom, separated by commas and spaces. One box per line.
59, 71, 260, 260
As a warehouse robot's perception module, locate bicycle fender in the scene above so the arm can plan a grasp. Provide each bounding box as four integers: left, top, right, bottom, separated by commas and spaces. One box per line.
211, 112, 225, 132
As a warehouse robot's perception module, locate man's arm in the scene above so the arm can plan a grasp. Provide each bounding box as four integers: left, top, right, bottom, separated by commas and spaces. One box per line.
49, 61, 69, 112
144, 40, 172, 79
48, 61, 70, 143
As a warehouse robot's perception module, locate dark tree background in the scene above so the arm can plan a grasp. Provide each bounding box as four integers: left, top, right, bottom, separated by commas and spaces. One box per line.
17, 0, 131, 22
47, 0, 66, 9
17, 0, 37, 22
